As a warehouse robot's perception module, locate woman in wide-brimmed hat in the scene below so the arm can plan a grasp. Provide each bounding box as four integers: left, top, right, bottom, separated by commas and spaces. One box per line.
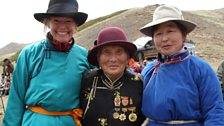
140, 5, 224, 126
3, 0, 90, 126
80, 26, 145, 126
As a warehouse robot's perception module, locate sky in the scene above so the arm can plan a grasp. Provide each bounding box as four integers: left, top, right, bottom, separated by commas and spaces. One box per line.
0, 0, 224, 48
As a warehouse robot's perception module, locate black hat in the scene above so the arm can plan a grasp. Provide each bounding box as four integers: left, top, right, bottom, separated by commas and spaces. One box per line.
34, 0, 88, 26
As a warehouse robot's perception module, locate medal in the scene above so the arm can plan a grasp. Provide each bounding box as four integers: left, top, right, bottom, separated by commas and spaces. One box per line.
128, 107, 137, 122
119, 108, 127, 121
113, 112, 120, 119
121, 96, 129, 106
114, 91, 121, 107
129, 113, 137, 122
98, 118, 108, 126
130, 98, 133, 105
119, 113, 126, 121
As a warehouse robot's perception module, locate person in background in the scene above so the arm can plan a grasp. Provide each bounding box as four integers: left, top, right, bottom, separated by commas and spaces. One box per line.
134, 63, 142, 74
80, 27, 145, 126
217, 60, 224, 97
140, 5, 224, 125
3, 0, 90, 126
2, 58, 14, 79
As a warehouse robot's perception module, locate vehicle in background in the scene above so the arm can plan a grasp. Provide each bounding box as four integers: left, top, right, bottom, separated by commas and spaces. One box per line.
184, 40, 196, 56
133, 37, 196, 62
133, 37, 157, 62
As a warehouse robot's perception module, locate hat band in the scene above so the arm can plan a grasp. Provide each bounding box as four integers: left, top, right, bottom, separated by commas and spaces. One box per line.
47, 3, 78, 13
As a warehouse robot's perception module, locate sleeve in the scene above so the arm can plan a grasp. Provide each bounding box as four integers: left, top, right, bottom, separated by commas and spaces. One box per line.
2, 48, 31, 126
197, 62, 224, 125
141, 61, 156, 88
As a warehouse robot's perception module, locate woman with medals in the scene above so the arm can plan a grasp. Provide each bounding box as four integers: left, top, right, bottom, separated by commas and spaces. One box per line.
80, 27, 145, 126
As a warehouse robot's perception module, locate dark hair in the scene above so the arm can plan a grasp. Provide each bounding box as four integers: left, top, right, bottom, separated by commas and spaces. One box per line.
151, 21, 188, 37
3, 58, 11, 63
174, 21, 188, 36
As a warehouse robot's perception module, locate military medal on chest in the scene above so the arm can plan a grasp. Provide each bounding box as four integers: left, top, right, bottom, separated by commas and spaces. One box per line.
119, 108, 128, 121
121, 96, 129, 106
113, 108, 120, 119
128, 107, 137, 122
114, 91, 121, 107
98, 118, 108, 126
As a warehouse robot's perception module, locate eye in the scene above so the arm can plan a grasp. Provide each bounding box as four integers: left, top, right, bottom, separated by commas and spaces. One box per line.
53, 19, 59, 23
168, 30, 175, 33
66, 20, 73, 23
101, 50, 111, 56
154, 32, 162, 37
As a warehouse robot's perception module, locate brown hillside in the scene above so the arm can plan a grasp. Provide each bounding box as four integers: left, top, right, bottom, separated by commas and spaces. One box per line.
0, 42, 27, 55
75, 5, 224, 69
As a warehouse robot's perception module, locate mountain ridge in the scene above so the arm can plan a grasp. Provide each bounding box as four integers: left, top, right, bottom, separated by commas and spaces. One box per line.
0, 5, 223, 69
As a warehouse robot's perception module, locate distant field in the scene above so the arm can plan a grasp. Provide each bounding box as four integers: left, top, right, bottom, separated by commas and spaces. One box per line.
0, 53, 16, 61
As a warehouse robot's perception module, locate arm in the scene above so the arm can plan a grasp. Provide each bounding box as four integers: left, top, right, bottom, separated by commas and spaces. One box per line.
2, 49, 30, 126
197, 63, 224, 125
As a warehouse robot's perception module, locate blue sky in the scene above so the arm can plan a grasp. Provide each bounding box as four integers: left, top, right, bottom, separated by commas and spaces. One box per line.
0, 0, 223, 48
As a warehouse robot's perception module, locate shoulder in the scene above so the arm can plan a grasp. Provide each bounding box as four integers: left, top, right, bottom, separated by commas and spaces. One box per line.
18, 40, 45, 59
82, 68, 100, 79
22, 40, 45, 53
125, 70, 143, 82
188, 56, 214, 71
141, 60, 157, 77
72, 44, 88, 54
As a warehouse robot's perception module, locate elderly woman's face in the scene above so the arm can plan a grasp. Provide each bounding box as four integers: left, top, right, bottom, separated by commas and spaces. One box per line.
98, 45, 130, 80
48, 16, 77, 43
153, 21, 186, 56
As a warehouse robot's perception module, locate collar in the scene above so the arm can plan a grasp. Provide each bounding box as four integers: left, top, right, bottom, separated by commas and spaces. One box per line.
47, 32, 74, 52
158, 48, 190, 64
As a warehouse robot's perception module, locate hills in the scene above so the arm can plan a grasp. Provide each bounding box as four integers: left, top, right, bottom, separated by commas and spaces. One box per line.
0, 5, 224, 69
0, 42, 27, 55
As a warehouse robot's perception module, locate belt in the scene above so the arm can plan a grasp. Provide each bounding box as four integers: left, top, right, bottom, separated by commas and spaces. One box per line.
28, 106, 83, 126
147, 118, 198, 125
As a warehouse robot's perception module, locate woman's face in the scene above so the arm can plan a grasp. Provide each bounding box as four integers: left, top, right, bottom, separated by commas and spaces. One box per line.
153, 21, 186, 56
48, 16, 77, 43
98, 45, 130, 81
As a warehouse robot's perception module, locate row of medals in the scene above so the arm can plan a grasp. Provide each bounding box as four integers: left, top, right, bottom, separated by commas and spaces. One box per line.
113, 91, 138, 122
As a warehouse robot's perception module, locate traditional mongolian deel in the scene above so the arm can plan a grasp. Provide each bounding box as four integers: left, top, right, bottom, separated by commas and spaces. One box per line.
141, 50, 224, 126
3, 39, 90, 126
80, 69, 145, 126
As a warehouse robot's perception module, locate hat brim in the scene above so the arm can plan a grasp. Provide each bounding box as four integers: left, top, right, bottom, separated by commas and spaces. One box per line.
34, 12, 88, 26
140, 18, 197, 37
88, 41, 137, 66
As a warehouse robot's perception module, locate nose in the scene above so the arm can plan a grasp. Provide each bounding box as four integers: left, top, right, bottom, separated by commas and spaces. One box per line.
108, 53, 118, 62
161, 33, 168, 42
58, 21, 67, 28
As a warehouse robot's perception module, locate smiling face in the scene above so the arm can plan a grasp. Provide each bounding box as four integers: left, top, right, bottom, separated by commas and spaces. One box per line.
47, 16, 77, 43
98, 44, 130, 81
153, 21, 186, 56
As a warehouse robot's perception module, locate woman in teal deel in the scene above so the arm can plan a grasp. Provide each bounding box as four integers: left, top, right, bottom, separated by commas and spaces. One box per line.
2, 0, 90, 126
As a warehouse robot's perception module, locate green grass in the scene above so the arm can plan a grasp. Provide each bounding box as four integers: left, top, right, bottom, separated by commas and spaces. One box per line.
77, 9, 128, 32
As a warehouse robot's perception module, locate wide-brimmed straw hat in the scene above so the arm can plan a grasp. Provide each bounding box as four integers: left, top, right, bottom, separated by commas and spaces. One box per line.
88, 27, 137, 66
34, 0, 87, 26
140, 4, 197, 37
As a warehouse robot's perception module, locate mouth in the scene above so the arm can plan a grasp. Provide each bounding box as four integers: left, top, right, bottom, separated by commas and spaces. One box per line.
162, 45, 171, 49
57, 32, 68, 35
108, 65, 118, 69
